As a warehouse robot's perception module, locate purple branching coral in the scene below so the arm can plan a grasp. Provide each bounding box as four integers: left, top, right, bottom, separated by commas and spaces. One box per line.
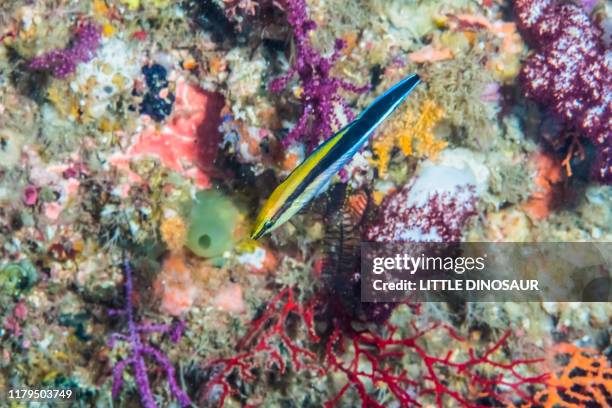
515, 0, 611, 183
269, 0, 369, 151
109, 261, 192, 408
28, 21, 102, 79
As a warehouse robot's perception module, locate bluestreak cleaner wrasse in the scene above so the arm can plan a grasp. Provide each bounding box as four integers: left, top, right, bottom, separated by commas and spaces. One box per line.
251, 74, 421, 240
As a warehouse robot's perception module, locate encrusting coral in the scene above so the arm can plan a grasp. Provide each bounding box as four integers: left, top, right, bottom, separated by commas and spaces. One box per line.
372, 99, 447, 177
112, 79, 225, 188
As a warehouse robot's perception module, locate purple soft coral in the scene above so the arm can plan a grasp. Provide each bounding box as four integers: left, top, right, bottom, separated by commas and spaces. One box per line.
270, 0, 368, 151
365, 185, 477, 243
109, 261, 192, 408
515, 0, 611, 183
28, 21, 102, 79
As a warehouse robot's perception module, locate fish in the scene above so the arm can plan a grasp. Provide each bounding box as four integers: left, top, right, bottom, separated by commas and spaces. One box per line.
251, 73, 421, 240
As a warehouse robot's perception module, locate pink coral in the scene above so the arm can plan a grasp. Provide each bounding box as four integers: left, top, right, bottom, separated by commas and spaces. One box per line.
515, 0, 611, 183
153, 254, 197, 316
23, 185, 38, 206
211, 284, 246, 313
123, 79, 224, 188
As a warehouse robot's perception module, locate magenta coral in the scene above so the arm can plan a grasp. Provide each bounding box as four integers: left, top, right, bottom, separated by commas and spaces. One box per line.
515, 0, 611, 183
269, 0, 368, 151
28, 21, 102, 79
109, 261, 192, 408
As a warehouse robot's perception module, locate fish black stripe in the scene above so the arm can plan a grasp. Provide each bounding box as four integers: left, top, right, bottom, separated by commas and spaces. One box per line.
272, 74, 421, 224
272, 121, 369, 223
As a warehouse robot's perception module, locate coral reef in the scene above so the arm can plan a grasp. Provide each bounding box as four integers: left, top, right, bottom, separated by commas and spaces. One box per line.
28, 21, 102, 79
0, 0, 610, 407
515, 0, 611, 183
269, 0, 369, 151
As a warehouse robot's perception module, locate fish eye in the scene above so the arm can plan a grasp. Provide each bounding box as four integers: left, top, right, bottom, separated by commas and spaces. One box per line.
264, 220, 273, 230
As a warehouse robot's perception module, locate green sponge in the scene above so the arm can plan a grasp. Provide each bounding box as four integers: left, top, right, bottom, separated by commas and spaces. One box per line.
186, 190, 242, 258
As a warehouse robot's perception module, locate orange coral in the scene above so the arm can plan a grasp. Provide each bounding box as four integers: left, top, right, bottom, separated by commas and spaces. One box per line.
529, 343, 612, 407
408, 45, 453, 63
371, 99, 447, 176
523, 152, 563, 220
159, 216, 187, 253
153, 254, 198, 316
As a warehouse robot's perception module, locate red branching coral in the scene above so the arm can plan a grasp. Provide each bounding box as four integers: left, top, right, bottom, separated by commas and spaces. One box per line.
200, 288, 322, 406
514, 0, 611, 183
199, 287, 548, 407
324, 322, 547, 407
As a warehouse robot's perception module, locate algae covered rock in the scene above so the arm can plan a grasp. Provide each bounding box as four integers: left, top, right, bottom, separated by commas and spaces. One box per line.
186, 190, 243, 258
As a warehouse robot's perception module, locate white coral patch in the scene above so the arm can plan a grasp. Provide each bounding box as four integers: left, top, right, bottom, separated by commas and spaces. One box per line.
408, 148, 489, 207
71, 37, 141, 118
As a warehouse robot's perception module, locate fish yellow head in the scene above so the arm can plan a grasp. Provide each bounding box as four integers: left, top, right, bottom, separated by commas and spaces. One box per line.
251, 217, 274, 240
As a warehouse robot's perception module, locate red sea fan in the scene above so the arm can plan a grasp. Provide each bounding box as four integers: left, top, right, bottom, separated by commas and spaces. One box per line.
514, 0, 611, 183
